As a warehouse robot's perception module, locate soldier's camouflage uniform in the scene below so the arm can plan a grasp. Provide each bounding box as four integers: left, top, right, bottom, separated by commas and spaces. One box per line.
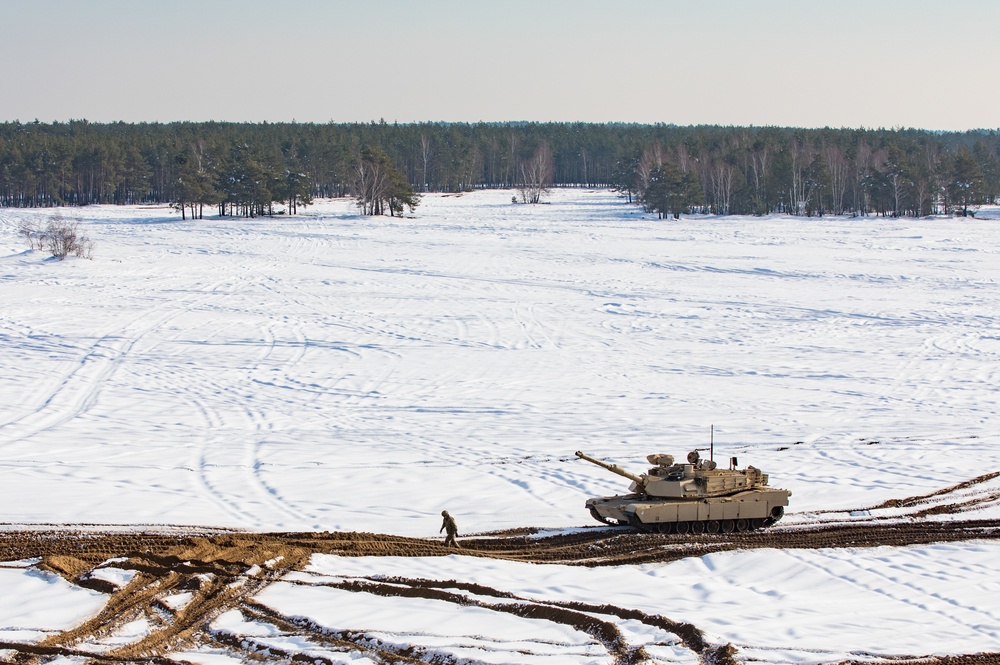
440, 510, 460, 548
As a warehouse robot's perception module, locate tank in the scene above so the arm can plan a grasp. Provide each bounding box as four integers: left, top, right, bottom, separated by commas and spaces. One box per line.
575, 450, 791, 534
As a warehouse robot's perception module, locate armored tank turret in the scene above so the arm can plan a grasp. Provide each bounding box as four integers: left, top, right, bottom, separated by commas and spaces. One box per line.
575, 450, 791, 534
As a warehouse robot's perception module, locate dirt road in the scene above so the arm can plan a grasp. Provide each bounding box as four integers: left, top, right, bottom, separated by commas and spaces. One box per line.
1, 473, 999, 665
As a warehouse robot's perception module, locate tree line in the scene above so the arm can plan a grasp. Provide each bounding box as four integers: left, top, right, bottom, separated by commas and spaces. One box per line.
1, 119, 998, 217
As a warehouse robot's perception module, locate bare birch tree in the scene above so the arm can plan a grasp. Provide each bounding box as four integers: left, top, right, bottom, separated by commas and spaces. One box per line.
790, 140, 814, 215
517, 142, 553, 204
709, 153, 738, 215
824, 145, 850, 215
636, 143, 665, 196
420, 133, 433, 192
351, 147, 419, 217
749, 145, 771, 214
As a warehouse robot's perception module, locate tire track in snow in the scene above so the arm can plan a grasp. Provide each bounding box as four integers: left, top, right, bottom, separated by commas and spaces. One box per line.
241, 315, 324, 527
778, 547, 1000, 648
0, 308, 188, 449
0, 264, 235, 451
181, 270, 310, 527
185, 268, 393, 528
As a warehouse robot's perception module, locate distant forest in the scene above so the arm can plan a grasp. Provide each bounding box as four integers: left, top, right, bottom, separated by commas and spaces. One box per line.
1, 120, 998, 218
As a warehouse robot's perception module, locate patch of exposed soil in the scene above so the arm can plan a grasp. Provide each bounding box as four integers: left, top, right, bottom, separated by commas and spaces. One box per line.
0, 478, 999, 665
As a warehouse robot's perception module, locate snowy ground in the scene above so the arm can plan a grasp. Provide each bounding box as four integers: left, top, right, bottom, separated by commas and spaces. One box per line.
1, 190, 999, 662
248, 545, 1000, 664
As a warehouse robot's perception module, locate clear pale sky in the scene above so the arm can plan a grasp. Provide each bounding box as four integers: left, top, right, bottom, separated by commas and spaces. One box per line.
3, 0, 997, 130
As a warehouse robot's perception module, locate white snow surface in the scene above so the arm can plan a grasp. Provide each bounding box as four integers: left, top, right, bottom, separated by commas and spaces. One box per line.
0, 566, 106, 643
2, 189, 999, 533
2, 189, 1000, 659
84, 564, 138, 589
243, 545, 1000, 663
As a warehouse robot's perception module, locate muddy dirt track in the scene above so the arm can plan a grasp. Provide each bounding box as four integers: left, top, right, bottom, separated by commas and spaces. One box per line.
7, 515, 1000, 569
2, 471, 1000, 665
0, 514, 998, 665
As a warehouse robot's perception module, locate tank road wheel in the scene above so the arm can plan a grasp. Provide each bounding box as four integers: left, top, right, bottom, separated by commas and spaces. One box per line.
657, 522, 674, 534
691, 521, 706, 535
706, 520, 721, 534
735, 518, 749, 532
721, 519, 735, 534
750, 518, 765, 530
675, 521, 691, 535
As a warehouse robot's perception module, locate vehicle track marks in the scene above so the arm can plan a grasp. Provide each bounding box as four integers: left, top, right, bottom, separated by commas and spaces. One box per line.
0, 500, 998, 663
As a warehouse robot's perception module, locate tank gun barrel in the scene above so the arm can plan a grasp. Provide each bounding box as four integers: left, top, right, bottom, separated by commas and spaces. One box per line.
575, 451, 646, 486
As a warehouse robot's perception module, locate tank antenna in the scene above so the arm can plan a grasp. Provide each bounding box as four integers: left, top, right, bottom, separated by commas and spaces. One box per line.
710, 424, 714, 462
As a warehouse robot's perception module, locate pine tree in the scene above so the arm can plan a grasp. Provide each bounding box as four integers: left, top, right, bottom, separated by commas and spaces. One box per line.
946, 147, 984, 216
352, 146, 419, 216
642, 162, 701, 219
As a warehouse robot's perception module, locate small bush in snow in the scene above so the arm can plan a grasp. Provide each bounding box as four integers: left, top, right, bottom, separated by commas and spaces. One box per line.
18, 219, 46, 250
20, 215, 94, 260
47, 219, 94, 260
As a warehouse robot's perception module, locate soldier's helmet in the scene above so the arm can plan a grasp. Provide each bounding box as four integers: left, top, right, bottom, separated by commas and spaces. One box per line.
441, 510, 449, 517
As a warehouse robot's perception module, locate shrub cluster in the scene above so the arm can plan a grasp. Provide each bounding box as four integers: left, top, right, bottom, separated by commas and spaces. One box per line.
19, 215, 94, 260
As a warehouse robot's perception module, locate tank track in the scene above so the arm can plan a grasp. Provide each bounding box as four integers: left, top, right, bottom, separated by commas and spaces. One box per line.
626, 506, 785, 534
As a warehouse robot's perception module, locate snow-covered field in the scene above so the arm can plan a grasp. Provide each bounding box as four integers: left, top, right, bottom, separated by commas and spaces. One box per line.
1, 189, 998, 662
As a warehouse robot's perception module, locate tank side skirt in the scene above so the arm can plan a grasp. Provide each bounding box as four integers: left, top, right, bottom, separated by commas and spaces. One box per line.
586, 488, 789, 531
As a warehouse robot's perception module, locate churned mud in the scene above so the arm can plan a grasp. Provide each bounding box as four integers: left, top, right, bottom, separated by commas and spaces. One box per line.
0, 480, 999, 665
